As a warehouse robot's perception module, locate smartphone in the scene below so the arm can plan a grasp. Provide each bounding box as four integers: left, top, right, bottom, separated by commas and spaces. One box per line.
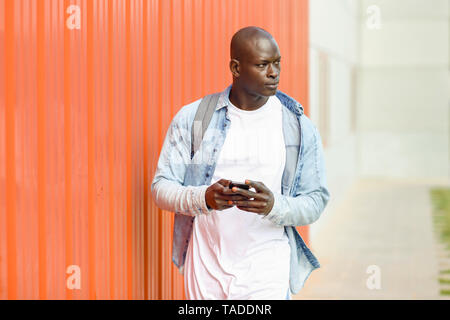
229, 181, 250, 190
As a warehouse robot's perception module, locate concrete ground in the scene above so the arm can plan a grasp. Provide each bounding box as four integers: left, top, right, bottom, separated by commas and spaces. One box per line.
293, 178, 449, 300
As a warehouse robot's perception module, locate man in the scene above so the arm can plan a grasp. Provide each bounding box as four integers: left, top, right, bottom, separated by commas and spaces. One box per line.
151, 26, 330, 300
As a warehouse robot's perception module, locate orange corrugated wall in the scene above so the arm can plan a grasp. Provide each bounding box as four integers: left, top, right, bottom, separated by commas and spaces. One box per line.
0, 0, 309, 300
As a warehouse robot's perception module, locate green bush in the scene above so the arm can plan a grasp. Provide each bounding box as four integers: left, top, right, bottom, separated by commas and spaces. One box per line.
430, 188, 450, 246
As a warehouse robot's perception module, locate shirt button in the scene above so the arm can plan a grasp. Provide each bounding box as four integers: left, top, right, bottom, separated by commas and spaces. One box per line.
213, 148, 217, 152
206, 173, 209, 177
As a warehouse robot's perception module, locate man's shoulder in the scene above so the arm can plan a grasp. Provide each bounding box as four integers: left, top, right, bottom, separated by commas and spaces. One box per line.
172, 88, 225, 127
299, 114, 321, 147
171, 97, 203, 127
299, 113, 316, 130
275, 91, 318, 139
275, 90, 304, 117
181, 97, 203, 113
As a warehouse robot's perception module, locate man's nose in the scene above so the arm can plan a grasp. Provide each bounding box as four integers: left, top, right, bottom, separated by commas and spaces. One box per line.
267, 63, 279, 78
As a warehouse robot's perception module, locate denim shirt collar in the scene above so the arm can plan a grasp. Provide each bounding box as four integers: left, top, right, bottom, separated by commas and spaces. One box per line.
216, 85, 304, 118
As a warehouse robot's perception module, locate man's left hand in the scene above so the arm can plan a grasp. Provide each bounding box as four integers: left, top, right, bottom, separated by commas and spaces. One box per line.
231, 179, 274, 216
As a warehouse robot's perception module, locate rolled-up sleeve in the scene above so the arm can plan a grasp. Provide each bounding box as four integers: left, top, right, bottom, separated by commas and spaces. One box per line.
152, 179, 213, 216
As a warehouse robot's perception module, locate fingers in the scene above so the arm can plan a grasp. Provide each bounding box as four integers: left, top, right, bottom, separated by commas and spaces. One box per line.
236, 206, 266, 215
210, 179, 272, 213
215, 199, 235, 210
244, 179, 267, 193
214, 179, 267, 193
216, 179, 231, 187
229, 186, 264, 200
234, 200, 267, 208
216, 179, 235, 196
217, 194, 249, 201
220, 184, 246, 195
219, 185, 255, 199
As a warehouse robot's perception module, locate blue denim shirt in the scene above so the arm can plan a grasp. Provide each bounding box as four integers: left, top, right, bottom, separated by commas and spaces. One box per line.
151, 85, 330, 294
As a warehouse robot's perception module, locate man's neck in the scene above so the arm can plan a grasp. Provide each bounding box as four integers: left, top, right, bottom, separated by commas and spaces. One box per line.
229, 86, 270, 111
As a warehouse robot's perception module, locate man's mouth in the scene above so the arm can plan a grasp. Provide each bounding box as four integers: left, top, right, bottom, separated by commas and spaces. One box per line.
265, 83, 279, 89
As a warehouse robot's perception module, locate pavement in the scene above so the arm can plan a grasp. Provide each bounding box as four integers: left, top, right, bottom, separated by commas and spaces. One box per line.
293, 178, 449, 300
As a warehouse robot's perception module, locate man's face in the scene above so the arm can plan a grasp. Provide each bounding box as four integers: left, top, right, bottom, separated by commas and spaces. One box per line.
234, 37, 281, 97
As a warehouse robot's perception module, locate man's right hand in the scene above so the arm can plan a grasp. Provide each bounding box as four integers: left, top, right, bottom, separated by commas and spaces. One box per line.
205, 179, 250, 211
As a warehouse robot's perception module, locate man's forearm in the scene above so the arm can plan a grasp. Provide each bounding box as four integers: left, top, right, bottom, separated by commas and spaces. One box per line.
151, 178, 212, 216
263, 189, 329, 226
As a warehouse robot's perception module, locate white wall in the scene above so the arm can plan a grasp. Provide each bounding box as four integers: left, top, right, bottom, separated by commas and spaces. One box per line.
309, 0, 449, 240
309, 0, 361, 238
357, 0, 449, 180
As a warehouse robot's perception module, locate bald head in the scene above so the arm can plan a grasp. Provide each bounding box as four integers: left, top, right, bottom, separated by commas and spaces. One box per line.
230, 26, 275, 60
228, 26, 281, 103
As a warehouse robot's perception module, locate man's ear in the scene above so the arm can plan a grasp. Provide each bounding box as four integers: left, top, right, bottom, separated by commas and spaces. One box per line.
229, 59, 240, 77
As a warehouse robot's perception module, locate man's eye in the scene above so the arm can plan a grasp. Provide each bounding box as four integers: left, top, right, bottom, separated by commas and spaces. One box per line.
257, 64, 266, 68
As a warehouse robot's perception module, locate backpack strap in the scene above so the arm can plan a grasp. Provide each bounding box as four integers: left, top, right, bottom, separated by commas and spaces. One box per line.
190, 93, 221, 159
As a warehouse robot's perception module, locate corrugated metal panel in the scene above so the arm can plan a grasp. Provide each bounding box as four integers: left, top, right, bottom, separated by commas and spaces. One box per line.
0, 0, 309, 300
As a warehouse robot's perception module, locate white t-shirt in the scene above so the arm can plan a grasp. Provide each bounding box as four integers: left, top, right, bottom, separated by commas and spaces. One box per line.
184, 95, 290, 300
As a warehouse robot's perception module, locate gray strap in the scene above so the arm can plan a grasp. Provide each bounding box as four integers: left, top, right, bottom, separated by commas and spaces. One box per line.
191, 93, 220, 159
